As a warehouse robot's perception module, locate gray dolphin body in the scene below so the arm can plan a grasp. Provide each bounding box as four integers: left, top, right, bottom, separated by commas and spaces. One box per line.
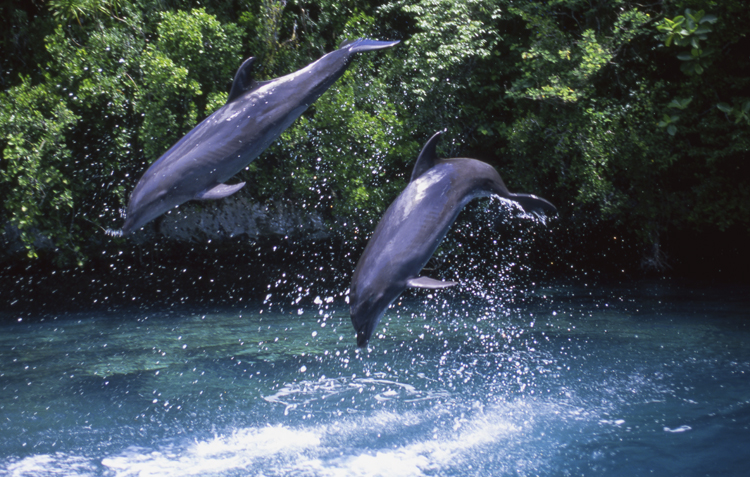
349, 131, 557, 347
119, 39, 399, 235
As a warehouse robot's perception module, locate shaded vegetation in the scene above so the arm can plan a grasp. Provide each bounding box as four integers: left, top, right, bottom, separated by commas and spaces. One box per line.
1, 0, 748, 277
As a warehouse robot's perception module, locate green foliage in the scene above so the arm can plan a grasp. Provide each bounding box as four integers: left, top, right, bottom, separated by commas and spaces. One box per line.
498, 0, 748, 265
48, 0, 123, 26
156, 8, 242, 91
508, 3, 651, 104
0, 77, 81, 262
1, 0, 748, 272
655, 8, 717, 49
378, 0, 506, 145
0, 2, 247, 262
717, 100, 750, 125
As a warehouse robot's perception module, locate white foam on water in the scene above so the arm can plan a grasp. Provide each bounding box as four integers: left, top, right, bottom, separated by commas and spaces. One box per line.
663, 425, 692, 433
3, 395, 576, 477
5, 453, 97, 477
93, 402, 536, 476
101, 426, 320, 476
334, 416, 519, 475
288, 400, 549, 477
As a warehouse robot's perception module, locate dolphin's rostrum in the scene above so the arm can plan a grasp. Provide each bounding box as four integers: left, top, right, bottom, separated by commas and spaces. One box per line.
118, 38, 399, 235
349, 131, 557, 347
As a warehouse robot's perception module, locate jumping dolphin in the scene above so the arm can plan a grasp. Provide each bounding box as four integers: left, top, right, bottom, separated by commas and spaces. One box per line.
349, 131, 557, 347
117, 38, 400, 235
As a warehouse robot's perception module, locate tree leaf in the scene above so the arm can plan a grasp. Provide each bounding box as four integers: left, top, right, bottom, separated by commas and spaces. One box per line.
668, 97, 692, 109
716, 102, 733, 113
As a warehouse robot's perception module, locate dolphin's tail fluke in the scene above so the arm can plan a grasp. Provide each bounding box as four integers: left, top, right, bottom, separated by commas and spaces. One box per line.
340, 38, 400, 53
508, 193, 557, 216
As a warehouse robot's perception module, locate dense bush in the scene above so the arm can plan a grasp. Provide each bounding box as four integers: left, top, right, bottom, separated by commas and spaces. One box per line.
1, 0, 748, 272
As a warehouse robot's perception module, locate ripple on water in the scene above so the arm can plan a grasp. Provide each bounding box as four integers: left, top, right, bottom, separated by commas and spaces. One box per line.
2, 281, 749, 476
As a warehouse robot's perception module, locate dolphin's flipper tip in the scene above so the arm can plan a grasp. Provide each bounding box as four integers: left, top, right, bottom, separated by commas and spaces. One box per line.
340, 38, 400, 53
196, 182, 246, 200
406, 276, 458, 289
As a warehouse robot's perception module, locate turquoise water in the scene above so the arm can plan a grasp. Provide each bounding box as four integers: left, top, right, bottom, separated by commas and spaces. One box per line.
1, 279, 749, 476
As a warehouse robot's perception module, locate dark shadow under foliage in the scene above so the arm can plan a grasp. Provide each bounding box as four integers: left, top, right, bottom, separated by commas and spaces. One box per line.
3, 202, 747, 323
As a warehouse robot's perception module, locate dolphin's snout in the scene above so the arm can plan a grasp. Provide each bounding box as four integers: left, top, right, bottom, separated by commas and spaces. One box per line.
356, 331, 369, 348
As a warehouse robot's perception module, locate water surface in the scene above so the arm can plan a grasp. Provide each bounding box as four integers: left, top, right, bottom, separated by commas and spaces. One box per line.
1, 279, 748, 476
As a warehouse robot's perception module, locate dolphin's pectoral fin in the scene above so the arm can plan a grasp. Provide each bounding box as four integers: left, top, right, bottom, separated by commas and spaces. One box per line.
411, 131, 443, 182
507, 193, 558, 216
196, 182, 246, 200
406, 276, 458, 289
340, 38, 401, 53
227, 57, 264, 103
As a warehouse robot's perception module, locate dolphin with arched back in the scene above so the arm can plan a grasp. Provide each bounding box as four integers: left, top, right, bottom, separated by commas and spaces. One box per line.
116, 38, 399, 235
349, 131, 557, 347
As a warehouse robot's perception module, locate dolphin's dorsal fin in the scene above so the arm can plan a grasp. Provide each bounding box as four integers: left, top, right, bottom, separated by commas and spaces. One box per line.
227, 57, 259, 103
406, 276, 457, 289
195, 182, 246, 200
411, 131, 443, 182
